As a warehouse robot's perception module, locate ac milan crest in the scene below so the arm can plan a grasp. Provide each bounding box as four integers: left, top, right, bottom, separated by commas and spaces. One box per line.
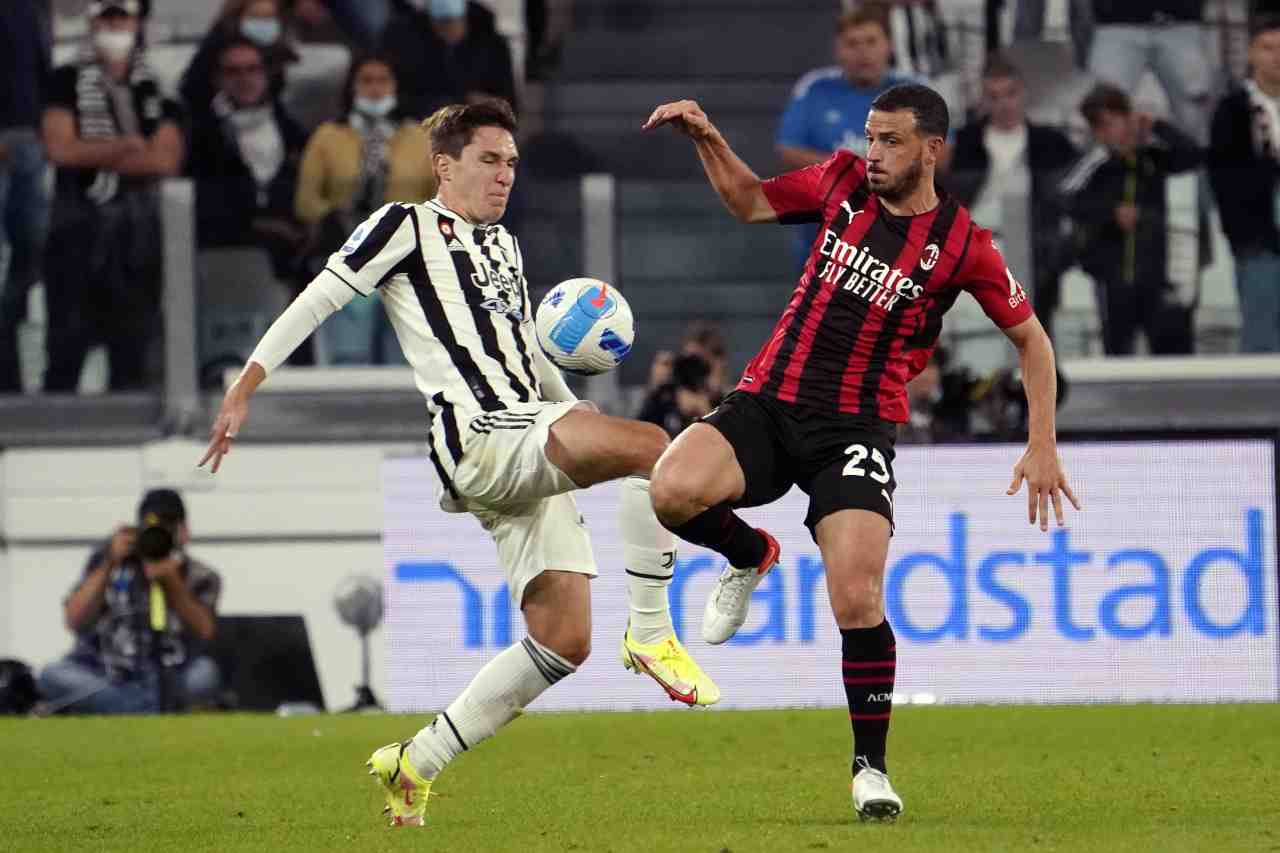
921, 242, 940, 271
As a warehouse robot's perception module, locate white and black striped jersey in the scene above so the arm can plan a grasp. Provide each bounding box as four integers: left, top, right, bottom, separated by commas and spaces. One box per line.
322, 198, 547, 496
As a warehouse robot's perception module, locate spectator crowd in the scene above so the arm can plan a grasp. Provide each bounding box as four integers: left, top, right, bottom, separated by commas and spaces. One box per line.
2, 0, 1280, 401
0, 0, 523, 390
777, 1, 1280, 359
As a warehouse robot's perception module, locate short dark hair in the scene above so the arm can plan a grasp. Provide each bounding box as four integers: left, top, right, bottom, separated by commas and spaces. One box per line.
1079, 82, 1131, 126
869, 83, 950, 138
425, 99, 519, 162
837, 2, 890, 38
138, 488, 186, 525
681, 321, 727, 360
1250, 13, 1280, 41
217, 37, 265, 69
341, 54, 399, 117
982, 54, 1023, 83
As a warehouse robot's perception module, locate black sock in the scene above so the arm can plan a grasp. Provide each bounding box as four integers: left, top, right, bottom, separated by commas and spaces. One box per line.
841, 620, 895, 774
665, 503, 767, 569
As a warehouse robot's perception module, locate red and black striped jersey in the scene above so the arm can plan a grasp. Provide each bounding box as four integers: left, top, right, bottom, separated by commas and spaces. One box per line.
738, 150, 1033, 423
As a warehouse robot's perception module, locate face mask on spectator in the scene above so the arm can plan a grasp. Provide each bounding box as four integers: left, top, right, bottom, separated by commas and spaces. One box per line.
241, 17, 282, 46
225, 103, 273, 130
429, 0, 466, 18
355, 95, 397, 118
94, 30, 135, 61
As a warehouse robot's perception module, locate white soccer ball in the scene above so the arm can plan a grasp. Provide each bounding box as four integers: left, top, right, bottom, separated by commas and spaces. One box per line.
534, 277, 634, 376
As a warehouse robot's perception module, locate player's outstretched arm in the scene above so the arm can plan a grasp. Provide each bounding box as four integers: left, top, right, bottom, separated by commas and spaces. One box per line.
1002, 316, 1081, 530
196, 271, 356, 473
198, 361, 264, 474
643, 100, 776, 223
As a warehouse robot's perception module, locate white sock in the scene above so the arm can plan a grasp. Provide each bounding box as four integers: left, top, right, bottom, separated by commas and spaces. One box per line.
407, 636, 575, 780
619, 476, 676, 645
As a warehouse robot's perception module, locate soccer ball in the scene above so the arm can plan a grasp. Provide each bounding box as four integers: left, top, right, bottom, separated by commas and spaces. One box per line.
534, 277, 634, 376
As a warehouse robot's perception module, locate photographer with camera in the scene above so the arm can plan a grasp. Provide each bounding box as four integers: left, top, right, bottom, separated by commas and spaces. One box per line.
638, 323, 729, 439
38, 489, 222, 714
638, 352, 717, 438
640, 322, 732, 435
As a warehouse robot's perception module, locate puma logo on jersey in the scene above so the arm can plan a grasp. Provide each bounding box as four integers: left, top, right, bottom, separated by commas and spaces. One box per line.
840, 200, 862, 220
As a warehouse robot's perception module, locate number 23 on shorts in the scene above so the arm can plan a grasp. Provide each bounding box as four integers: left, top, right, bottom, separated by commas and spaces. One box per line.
842, 443, 890, 483
842, 443, 893, 514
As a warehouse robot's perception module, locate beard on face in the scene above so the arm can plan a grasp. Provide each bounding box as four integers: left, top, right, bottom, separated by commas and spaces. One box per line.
869, 155, 924, 203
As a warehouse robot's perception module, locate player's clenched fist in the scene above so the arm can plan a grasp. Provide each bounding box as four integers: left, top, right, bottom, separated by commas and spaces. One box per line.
642, 100, 714, 139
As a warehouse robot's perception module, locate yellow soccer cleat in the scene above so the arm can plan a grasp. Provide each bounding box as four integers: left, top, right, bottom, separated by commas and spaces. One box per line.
620, 625, 721, 707
366, 740, 432, 828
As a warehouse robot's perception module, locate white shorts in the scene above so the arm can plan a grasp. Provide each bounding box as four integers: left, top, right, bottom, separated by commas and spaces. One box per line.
449, 401, 597, 606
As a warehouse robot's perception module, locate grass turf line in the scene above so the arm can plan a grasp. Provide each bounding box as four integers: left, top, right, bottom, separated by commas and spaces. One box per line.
2, 704, 1277, 852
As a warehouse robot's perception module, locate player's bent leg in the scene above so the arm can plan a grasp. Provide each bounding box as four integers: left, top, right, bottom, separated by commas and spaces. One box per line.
815, 509, 902, 822
374, 617, 582, 827
545, 407, 670, 488
651, 424, 775, 576
371, 572, 588, 828
651, 423, 781, 644
616, 479, 721, 706
541, 411, 723, 704
649, 423, 745, 524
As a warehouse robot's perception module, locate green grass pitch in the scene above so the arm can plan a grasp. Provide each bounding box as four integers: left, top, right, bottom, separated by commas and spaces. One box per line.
3, 704, 1278, 852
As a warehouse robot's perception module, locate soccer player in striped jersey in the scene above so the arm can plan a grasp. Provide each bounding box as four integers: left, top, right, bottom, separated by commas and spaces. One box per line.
197, 100, 721, 827
643, 84, 1081, 821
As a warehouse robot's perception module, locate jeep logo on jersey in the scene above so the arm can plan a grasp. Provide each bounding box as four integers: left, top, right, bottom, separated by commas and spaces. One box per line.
921, 242, 940, 270
471, 261, 524, 319
815, 228, 925, 311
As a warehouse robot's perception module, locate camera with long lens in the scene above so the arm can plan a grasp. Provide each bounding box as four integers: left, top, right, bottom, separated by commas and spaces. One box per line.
135, 512, 177, 561
671, 353, 711, 392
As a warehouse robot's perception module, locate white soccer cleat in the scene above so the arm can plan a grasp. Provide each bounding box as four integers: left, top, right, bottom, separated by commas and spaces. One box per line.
851, 757, 903, 822
700, 528, 781, 645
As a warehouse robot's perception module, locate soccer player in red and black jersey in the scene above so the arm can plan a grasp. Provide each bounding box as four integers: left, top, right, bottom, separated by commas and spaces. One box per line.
643, 84, 1081, 821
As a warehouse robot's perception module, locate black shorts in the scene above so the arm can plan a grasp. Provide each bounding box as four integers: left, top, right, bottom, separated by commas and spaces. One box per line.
702, 390, 898, 537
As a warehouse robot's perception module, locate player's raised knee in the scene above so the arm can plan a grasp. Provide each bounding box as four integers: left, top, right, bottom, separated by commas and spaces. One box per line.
649, 456, 707, 524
